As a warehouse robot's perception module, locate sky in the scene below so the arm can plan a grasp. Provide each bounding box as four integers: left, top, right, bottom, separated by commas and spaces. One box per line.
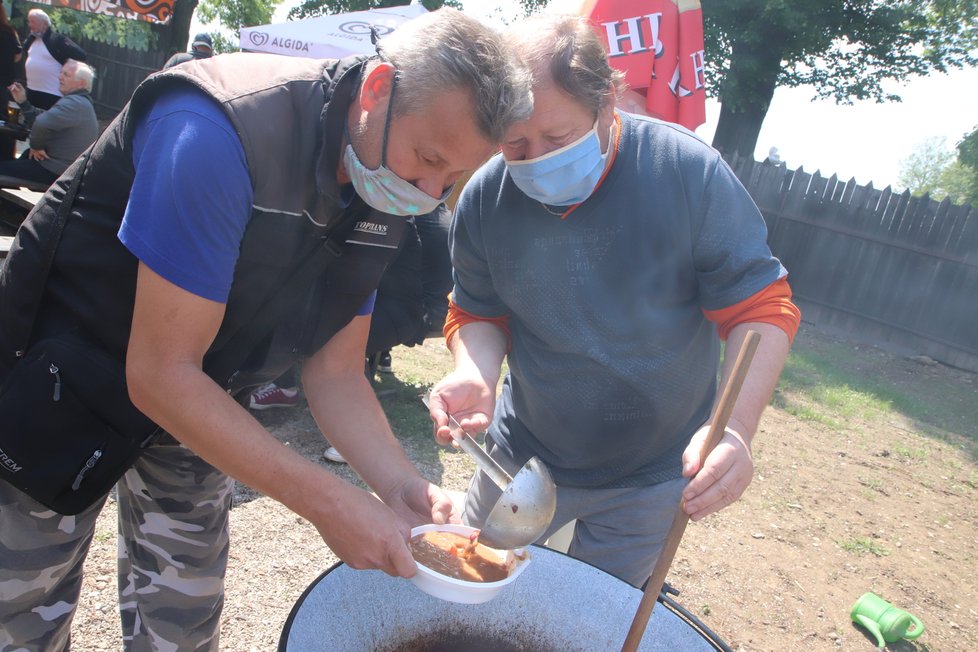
206, 0, 976, 191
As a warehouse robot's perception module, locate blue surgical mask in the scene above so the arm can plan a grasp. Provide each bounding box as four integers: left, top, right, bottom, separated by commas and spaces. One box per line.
344, 72, 449, 216
505, 118, 612, 206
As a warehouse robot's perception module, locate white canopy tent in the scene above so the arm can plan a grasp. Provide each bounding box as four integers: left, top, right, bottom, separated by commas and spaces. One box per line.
239, 4, 428, 60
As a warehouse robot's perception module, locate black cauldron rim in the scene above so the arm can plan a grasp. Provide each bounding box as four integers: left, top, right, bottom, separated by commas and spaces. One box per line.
278, 545, 731, 652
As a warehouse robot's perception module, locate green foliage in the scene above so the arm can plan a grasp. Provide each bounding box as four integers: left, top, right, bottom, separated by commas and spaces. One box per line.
197, 0, 281, 38
899, 137, 956, 197
703, 1, 978, 109
36, 5, 156, 51
702, 0, 978, 158
288, 0, 461, 22
899, 136, 978, 205
949, 126, 978, 205
775, 331, 978, 449
837, 536, 890, 557
209, 32, 240, 54
939, 159, 978, 206
957, 126, 978, 170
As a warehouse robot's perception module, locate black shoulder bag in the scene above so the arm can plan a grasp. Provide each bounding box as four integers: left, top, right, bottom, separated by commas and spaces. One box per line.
0, 157, 357, 515
0, 152, 163, 514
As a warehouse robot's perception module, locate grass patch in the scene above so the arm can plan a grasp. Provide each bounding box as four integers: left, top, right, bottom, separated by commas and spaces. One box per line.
837, 537, 890, 557
894, 445, 927, 461
772, 329, 978, 462
777, 358, 898, 426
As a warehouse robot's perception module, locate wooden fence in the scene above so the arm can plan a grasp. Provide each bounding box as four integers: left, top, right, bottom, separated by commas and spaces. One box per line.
727, 154, 978, 373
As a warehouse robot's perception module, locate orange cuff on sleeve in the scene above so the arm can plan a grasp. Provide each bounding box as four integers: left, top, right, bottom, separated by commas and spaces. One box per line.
443, 297, 511, 346
703, 277, 801, 343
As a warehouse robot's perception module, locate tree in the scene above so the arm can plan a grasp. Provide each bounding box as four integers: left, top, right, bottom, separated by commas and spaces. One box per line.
702, 1, 978, 160
288, 0, 460, 21
195, 0, 281, 52
957, 125, 978, 170
899, 137, 955, 196
939, 160, 978, 206
518, 1, 977, 166
899, 134, 978, 206
42, 7, 157, 51
162, 0, 202, 60
250, 0, 978, 170
951, 125, 978, 205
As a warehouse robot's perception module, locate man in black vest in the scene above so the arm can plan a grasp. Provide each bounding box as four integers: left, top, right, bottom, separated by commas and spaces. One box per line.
0, 8, 532, 650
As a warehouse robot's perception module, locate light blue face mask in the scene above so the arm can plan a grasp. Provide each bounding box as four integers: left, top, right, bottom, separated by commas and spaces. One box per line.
505, 118, 611, 207
344, 72, 450, 216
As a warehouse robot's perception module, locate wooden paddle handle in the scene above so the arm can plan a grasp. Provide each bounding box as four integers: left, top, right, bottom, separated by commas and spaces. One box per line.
620, 330, 761, 652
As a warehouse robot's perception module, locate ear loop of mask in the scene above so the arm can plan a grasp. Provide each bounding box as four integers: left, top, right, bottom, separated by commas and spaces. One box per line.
346, 63, 398, 169
367, 23, 397, 168
378, 68, 398, 168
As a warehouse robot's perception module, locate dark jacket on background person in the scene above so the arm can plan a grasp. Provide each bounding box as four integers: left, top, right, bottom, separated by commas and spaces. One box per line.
0, 27, 22, 161
19, 89, 97, 175
0, 27, 20, 86
366, 204, 452, 355
22, 27, 86, 65
163, 49, 211, 70
0, 54, 406, 394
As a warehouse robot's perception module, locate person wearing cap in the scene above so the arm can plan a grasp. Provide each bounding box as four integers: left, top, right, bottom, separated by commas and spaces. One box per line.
0, 8, 532, 650
163, 32, 214, 69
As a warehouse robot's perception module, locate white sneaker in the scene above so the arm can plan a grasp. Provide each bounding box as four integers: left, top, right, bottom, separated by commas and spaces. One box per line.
323, 446, 347, 464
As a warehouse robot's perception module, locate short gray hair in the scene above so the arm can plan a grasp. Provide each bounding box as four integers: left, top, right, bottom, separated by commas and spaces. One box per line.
28, 8, 51, 26
372, 7, 532, 142
506, 14, 625, 116
66, 59, 95, 91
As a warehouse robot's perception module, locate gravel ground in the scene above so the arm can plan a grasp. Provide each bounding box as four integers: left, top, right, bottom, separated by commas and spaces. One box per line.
58, 331, 978, 650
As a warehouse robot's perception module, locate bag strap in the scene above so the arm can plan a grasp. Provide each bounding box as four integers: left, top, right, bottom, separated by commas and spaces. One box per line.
204, 211, 359, 388
18, 149, 91, 354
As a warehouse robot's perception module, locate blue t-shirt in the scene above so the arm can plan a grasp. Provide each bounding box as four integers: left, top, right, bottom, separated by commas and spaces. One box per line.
119, 87, 253, 303
118, 86, 375, 314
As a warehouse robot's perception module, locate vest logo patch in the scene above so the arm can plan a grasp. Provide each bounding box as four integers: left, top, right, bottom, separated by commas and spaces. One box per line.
354, 221, 389, 236
0, 446, 22, 473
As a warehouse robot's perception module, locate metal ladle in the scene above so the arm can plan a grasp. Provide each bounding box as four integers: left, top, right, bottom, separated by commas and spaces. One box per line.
422, 394, 556, 549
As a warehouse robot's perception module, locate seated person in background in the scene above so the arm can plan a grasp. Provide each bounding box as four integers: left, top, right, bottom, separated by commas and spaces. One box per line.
0, 59, 97, 189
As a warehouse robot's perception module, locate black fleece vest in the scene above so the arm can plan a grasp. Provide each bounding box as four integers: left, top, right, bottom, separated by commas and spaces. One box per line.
0, 53, 405, 389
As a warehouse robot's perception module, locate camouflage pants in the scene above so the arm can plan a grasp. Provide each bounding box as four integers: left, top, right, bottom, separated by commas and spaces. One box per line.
0, 433, 234, 652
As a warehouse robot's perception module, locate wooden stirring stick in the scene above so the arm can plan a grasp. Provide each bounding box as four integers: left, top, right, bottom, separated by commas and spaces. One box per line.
621, 330, 761, 652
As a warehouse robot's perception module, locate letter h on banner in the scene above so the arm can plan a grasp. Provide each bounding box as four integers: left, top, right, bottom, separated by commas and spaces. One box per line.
579, 0, 707, 131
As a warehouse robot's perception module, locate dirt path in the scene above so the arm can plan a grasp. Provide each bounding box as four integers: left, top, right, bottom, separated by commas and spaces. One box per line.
67, 327, 977, 651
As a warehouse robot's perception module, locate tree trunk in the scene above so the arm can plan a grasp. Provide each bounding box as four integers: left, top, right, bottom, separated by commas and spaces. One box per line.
711, 34, 785, 161
157, 0, 199, 64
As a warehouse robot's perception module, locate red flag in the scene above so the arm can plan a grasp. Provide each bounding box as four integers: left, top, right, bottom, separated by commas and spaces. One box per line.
575, 0, 706, 130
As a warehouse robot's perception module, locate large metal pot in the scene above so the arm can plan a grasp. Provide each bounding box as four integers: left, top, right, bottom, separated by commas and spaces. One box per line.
279, 546, 725, 651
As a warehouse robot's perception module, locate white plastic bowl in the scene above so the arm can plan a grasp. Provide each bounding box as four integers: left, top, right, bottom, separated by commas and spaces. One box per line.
408, 523, 531, 604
